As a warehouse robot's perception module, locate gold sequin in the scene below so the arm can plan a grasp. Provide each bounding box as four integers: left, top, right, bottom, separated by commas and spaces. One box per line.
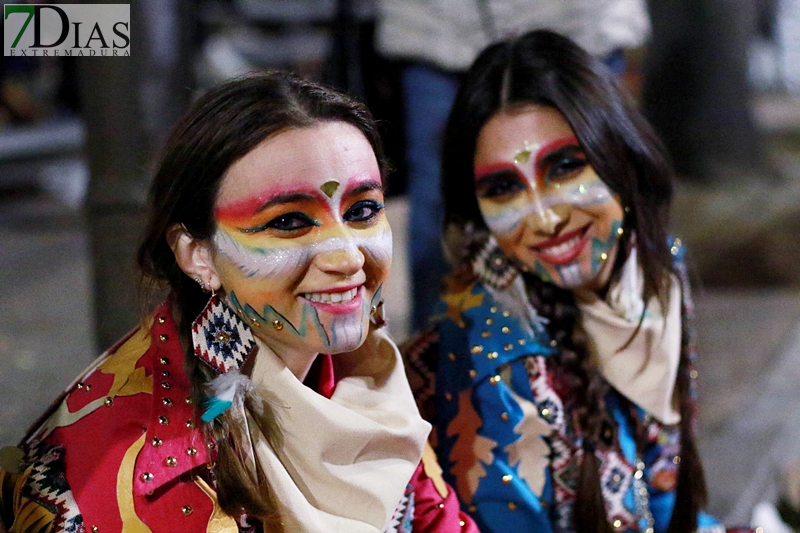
690, 369, 698, 379
471, 345, 483, 354
501, 412, 509, 421
487, 351, 498, 359
672, 455, 681, 464
504, 343, 513, 351
469, 369, 477, 378
550, 339, 557, 347
518, 339, 526, 346
502, 474, 512, 484
459, 520, 466, 527
481, 331, 491, 338
445, 392, 453, 401
215, 331, 230, 343
508, 502, 517, 510
501, 326, 510, 334
502, 310, 510, 317
489, 306, 497, 314
448, 352, 456, 361
485, 318, 494, 326
490, 375, 502, 384
599, 252, 608, 261
613, 519, 622, 529
541, 408, 550, 417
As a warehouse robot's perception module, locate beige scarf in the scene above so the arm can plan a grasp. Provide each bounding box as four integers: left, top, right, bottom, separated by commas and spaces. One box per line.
577, 248, 682, 425
247, 328, 431, 533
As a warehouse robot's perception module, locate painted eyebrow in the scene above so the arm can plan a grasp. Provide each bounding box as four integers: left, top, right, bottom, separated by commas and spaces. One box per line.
253, 191, 319, 214
474, 162, 521, 181
533, 136, 581, 170
343, 180, 385, 200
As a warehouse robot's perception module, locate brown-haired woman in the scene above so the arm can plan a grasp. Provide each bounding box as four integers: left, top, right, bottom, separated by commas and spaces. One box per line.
0, 71, 477, 533
403, 29, 725, 533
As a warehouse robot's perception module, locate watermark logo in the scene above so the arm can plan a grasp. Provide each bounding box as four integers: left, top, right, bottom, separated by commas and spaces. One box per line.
4, 4, 130, 56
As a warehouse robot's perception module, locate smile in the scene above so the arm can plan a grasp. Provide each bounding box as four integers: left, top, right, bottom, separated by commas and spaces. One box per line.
531, 224, 590, 265
301, 287, 359, 304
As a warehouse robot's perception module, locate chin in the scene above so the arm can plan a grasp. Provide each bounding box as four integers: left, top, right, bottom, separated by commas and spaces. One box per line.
324, 315, 368, 354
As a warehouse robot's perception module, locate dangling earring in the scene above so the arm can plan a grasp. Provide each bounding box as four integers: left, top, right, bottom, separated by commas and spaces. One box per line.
370, 299, 386, 327
192, 291, 256, 375
472, 235, 519, 290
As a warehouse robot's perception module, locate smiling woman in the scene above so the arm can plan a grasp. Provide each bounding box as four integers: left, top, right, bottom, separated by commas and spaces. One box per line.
0, 72, 477, 533
403, 30, 731, 533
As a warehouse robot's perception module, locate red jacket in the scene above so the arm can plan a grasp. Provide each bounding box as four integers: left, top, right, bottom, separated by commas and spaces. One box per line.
0, 302, 477, 533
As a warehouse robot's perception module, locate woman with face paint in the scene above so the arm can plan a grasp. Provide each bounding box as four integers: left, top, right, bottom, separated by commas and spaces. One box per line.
403, 30, 729, 533
0, 72, 478, 533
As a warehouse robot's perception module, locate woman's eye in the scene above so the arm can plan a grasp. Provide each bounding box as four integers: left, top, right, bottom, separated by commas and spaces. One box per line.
545, 156, 587, 183
477, 177, 525, 199
344, 200, 384, 223
240, 212, 318, 234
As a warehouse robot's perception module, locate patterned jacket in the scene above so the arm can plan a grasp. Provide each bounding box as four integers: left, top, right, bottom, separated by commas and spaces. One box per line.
403, 241, 723, 533
0, 302, 477, 533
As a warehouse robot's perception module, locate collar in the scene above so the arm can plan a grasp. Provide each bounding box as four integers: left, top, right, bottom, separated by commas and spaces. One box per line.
133, 301, 214, 496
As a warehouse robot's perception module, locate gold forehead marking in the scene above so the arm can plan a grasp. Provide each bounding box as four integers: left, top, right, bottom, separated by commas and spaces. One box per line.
320, 180, 340, 199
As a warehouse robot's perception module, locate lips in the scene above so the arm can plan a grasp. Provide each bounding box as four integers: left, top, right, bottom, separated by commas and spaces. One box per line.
530, 224, 590, 265
300, 285, 364, 314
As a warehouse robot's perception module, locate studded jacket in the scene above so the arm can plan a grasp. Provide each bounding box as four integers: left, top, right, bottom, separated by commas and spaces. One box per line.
0, 302, 476, 533
402, 241, 724, 533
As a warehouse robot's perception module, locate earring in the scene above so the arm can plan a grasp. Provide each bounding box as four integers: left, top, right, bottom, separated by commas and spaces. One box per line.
370, 299, 386, 327
192, 292, 256, 374
472, 236, 519, 290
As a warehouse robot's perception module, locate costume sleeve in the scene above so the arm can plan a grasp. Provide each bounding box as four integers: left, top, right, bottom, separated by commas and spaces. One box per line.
410, 450, 479, 533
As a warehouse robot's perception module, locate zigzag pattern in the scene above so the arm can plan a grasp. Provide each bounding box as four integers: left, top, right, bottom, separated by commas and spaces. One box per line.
22, 441, 85, 533
192, 295, 256, 374
384, 487, 415, 533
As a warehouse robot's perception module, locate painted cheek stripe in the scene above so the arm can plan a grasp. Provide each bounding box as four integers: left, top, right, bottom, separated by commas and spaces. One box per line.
213, 225, 392, 279
480, 180, 613, 235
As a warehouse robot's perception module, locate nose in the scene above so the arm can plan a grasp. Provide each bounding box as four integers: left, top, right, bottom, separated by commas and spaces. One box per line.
312, 232, 365, 276
524, 195, 570, 236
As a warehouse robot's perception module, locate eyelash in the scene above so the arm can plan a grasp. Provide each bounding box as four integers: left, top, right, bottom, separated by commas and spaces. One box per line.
344, 199, 384, 223
238, 200, 384, 234
543, 154, 588, 183
240, 212, 320, 234
477, 176, 525, 199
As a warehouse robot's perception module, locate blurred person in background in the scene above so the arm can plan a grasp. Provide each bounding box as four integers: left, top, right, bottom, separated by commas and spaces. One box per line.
403, 30, 734, 533
375, 0, 651, 332
0, 71, 477, 533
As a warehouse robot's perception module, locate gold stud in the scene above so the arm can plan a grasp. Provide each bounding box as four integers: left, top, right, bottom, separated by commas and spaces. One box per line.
541, 408, 550, 417
616, 227, 624, 236
469, 369, 477, 379
445, 392, 453, 401
165, 456, 177, 467
250, 317, 260, 327
77, 382, 84, 389
550, 339, 558, 347
157, 316, 166, 324
159, 334, 168, 342
518, 339, 526, 346
508, 502, 517, 510
84, 384, 92, 392
504, 343, 513, 351
502, 311, 510, 317
91, 526, 99, 533
438, 503, 445, 509
485, 318, 494, 326
104, 397, 114, 407
186, 420, 195, 429
459, 520, 466, 527
152, 437, 162, 447
489, 306, 497, 314
161, 382, 171, 390
502, 474, 512, 484
215, 331, 230, 343
160, 357, 169, 365
634, 470, 643, 480
481, 331, 491, 338
162, 398, 173, 406
613, 519, 622, 529
182, 506, 193, 516
690, 369, 698, 379
487, 351, 498, 359
187, 447, 197, 456
490, 375, 502, 384
672, 455, 681, 464
161, 370, 170, 378
501, 326, 510, 334
599, 252, 608, 261
448, 352, 456, 361
159, 416, 169, 425
185, 397, 193, 405
471, 345, 483, 354
141, 472, 154, 482
207, 441, 216, 450
272, 319, 284, 331
501, 412, 509, 421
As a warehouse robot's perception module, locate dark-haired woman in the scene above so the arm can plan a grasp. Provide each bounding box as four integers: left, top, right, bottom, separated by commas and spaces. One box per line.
403, 30, 724, 533
0, 72, 477, 533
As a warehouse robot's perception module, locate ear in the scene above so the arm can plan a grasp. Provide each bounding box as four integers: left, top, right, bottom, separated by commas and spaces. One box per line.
166, 224, 221, 291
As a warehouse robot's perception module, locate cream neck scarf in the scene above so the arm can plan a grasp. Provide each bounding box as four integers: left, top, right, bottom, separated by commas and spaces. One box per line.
247, 328, 431, 533
576, 247, 682, 425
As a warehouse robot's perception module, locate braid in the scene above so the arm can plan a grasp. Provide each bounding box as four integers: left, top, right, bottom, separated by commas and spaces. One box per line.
525, 274, 614, 533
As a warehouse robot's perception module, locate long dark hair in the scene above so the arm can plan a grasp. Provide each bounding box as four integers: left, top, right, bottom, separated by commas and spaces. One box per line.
442, 30, 706, 533
137, 71, 387, 530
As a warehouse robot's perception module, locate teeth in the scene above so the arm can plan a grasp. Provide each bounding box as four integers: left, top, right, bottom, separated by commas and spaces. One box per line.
302, 287, 358, 304
539, 235, 581, 258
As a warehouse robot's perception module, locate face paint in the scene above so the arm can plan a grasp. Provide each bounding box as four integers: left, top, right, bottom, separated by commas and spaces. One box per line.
474, 105, 624, 291
211, 122, 391, 365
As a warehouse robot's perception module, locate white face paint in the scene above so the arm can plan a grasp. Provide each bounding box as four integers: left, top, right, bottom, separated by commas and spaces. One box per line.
210, 122, 392, 372
474, 106, 625, 291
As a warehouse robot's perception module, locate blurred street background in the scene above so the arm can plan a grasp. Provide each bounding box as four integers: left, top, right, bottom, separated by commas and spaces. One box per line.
2, 0, 800, 527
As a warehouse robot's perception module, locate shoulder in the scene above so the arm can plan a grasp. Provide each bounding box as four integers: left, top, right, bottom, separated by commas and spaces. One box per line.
1, 302, 228, 533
